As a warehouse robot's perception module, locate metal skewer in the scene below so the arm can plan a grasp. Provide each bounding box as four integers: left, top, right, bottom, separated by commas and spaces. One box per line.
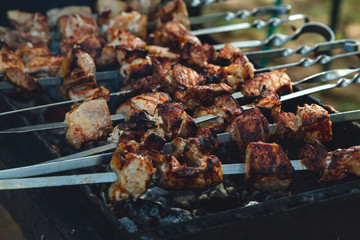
1, 109, 359, 180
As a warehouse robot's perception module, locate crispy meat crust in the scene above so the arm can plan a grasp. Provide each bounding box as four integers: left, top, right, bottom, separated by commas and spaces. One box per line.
226, 108, 270, 155
241, 69, 292, 97
0, 45, 24, 74
109, 152, 154, 202
154, 0, 190, 30
69, 85, 110, 101
245, 141, 294, 192
5, 67, 39, 92
58, 14, 98, 39
249, 88, 281, 120
60, 34, 106, 59
274, 112, 301, 141
65, 98, 113, 149
15, 42, 51, 63
321, 146, 360, 182
25, 55, 64, 77
111, 11, 148, 39
298, 141, 328, 174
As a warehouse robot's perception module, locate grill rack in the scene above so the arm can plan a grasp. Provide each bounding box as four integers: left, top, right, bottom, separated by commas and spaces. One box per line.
1, 2, 360, 239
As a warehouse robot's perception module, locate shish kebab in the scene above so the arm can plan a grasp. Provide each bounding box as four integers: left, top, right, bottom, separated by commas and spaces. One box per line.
1, 103, 360, 180
1, 73, 359, 134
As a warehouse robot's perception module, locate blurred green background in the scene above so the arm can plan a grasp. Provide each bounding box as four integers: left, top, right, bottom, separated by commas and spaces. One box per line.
201, 0, 360, 111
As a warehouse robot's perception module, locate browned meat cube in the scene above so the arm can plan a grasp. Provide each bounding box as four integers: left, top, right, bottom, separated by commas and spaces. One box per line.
96, 0, 127, 25
321, 146, 360, 182
111, 11, 148, 39
0, 45, 24, 74
64, 98, 113, 149
248, 88, 281, 120
126, 0, 160, 19
58, 14, 98, 39
15, 42, 51, 63
154, 0, 190, 30
25, 55, 64, 77
145, 45, 179, 60
193, 95, 242, 132
220, 54, 254, 91
119, 56, 152, 84
216, 43, 243, 66
298, 141, 328, 175
7, 11, 51, 46
180, 42, 215, 67
148, 151, 223, 190
121, 76, 159, 93
274, 112, 301, 142
245, 141, 294, 192
46, 6, 92, 28
68, 86, 110, 101
296, 104, 332, 143
60, 34, 106, 59
116, 92, 171, 120
154, 102, 198, 140
225, 108, 270, 156
57, 46, 97, 99
174, 83, 232, 110
109, 151, 154, 202
241, 69, 292, 98
5, 67, 39, 92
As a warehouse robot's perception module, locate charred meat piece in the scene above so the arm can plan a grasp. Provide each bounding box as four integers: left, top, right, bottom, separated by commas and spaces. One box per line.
216, 43, 243, 66
154, 102, 198, 140
46, 6, 92, 28
65, 98, 113, 149
321, 145, 360, 182
109, 151, 154, 202
58, 14, 98, 39
241, 69, 292, 98
5, 67, 39, 92
145, 45, 179, 60
7, 11, 51, 46
116, 92, 171, 120
180, 42, 215, 68
25, 55, 64, 77
111, 11, 148, 39
69, 86, 110, 101
148, 19, 200, 49
219, 54, 254, 91
57, 46, 97, 99
126, 0, 160, 19
121, 76, 159, 93
97, 31, 146, 68
247, 88, 281, 120
147, 151, 223, 190
274, 111, 301, 142
297, 104, 332, 143
60, 34, 106, 59
174, 83, 232, 110
193, 95, 242, 132
225, 108, 270, 156
298, 141, 328, 175
0, 45, 24, 74
15, 42, 51, 63
119, 56, 152, 84
245, 141, 294, 192
96, 0, 128, 25
154, 0, 190, 30
0, 27, 28, 50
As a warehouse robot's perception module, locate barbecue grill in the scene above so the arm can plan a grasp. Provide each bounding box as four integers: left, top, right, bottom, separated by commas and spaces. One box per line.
1, 1, 360, 239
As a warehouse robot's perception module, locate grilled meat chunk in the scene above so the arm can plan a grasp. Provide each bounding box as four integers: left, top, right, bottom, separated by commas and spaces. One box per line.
148, 151, 223, 190
297, 104, 332, 143
154, 102, 198, 140
69, 86, 110, 101
7, 10, 51, 46
174, 83, 232, 110
145, 45, 179, 60
96, 0, 128, 25
126, 0, 160, 19
25, 55, 64, 77
0, 45, 24, 74
60, 34, 106, 59
5, 67, 39, 92
241, 69, 292, 98
193, 95, 242, 132
298, 141, 328, 174
111, 11, 148, 39
57, 46, 97, 99
46, 6, 92, 28
65, 98, 113, 149
58, 14, 98, 39
154, 0, 190, 30
119, 54, 152, 84
109, 151, 155, 202
121, 76, 159, 93
15, 42, 51, 63
225, 108, 270, 156
180, 41, 215, 67
247, 88, 281, 120
321, 146, 360, 182
274, 112, 301, 142
116, 92, 171, 120
245, 141, 294, 192
216, 43, 243, 66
